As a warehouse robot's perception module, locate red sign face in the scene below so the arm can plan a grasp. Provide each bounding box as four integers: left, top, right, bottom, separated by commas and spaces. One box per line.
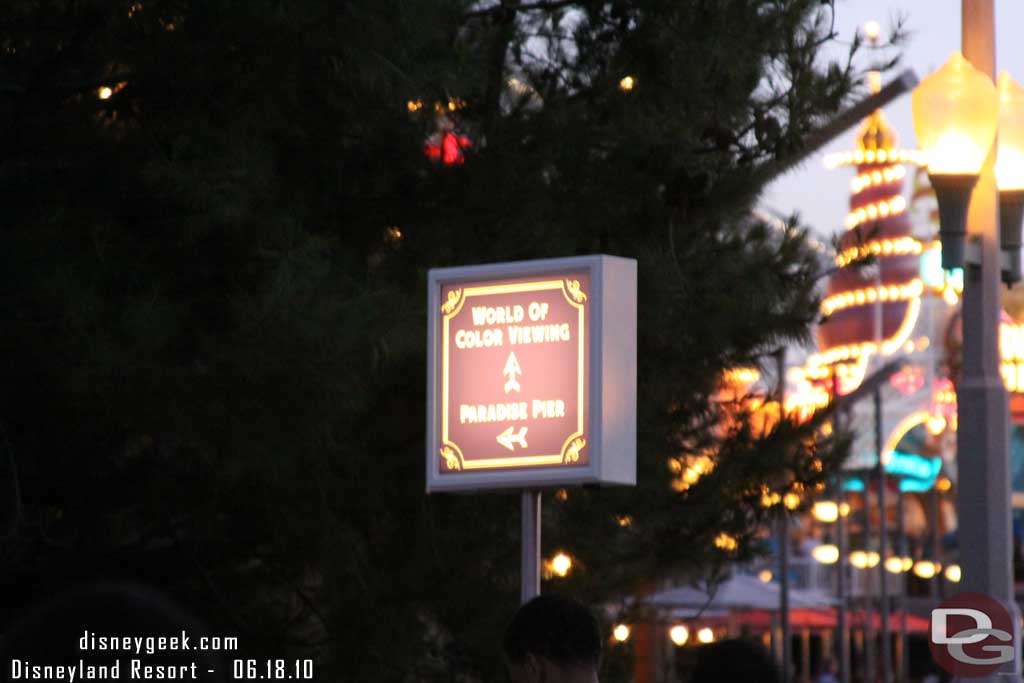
437, 273, 590, 474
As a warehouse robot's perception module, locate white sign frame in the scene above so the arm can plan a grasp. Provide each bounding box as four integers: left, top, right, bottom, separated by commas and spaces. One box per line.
426, 255, 636, 493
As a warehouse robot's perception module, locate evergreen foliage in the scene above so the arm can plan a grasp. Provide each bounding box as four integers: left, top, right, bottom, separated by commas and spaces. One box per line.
0, 1, 888, 679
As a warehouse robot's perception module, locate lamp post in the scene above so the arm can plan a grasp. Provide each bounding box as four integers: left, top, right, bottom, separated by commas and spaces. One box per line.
861, 470, 875, 683
911, 5, 1021, 681
836, 489, 850, 683
931, 482, 942, 601
895, 477, 908, 683
997, 72, 1024, 283
874, 388, 891, 683
814, 487, 850, 683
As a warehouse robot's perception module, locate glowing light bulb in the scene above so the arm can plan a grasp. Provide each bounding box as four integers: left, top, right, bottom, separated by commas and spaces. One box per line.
914, 560, 938, 579
850, 551, 868, 569
812, 544, 839, 565
812, 501, 839, 523
551, 552, 572, 577
885, 556, 906, 574
864, 20, 881, 41
613, 624, 630, 642
669, 625, 689, 646
913, 52, 999, 176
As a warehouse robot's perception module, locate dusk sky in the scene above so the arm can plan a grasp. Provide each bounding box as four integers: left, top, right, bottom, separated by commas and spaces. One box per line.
764, 0, 1024, 241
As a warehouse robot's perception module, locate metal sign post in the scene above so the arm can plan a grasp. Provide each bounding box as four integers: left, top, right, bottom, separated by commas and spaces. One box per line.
425, 256, 636, 605
521, 491, 541, 603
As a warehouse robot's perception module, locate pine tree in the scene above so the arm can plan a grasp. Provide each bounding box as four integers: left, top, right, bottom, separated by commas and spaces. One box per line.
0, 1, 887, 679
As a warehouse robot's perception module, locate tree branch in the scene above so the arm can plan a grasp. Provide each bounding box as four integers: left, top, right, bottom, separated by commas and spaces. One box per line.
464, 0, 579, 19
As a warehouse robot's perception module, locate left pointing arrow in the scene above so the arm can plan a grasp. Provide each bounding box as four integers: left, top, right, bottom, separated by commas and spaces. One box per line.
496, 425, 529, 451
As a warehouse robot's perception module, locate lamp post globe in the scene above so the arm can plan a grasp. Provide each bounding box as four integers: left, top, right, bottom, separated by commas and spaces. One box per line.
912, 51, 1000, 268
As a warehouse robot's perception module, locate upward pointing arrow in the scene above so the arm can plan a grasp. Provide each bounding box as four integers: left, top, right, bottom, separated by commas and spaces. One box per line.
503, 352, 522, 394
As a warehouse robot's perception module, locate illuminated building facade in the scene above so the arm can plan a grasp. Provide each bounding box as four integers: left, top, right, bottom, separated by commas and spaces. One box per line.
791, 87, 1024, 558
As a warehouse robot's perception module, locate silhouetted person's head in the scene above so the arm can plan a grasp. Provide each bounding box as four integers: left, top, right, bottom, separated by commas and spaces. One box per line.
691, 638, 780, 683
504, 594, 601, 683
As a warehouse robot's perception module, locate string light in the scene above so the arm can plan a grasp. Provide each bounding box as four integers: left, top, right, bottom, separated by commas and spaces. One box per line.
823, 148, 926, 170
850, 551, 880, 569
671, 454, 715, 491
724, 367, 761, 386
613, 624, 631, 642
812, 544, 839, 564
760, 487, 782, 508
886, 556, 913, 573
913, 560, 939, 579
714, 533, 738, 551
697, 628, 715, 644
549, 552, 572, 577
835, 237, 923, 267
784, 382, 830, 421
669, 625, 689, 646
821, 278, 924, 316
845, 195, 908, 229
885, 557, 904, 574
850, 164, 907, 193
794, 340, 876, 395
812, 501, 839, 523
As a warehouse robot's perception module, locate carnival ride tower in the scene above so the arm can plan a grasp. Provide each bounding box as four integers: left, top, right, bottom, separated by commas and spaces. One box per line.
793, 94, 961, 480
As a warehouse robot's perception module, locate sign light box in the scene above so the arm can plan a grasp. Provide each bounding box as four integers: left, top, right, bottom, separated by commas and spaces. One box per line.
426, 255, 636, 492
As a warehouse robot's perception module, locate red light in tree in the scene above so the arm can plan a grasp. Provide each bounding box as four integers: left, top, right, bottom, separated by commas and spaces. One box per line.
425, 132, 471, 165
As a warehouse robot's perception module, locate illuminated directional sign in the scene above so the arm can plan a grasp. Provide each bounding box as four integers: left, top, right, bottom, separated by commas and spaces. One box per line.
426, 255, 636, 492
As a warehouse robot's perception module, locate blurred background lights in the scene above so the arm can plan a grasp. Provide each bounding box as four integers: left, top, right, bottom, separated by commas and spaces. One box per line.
886, 556, 914, 573
863, 20, 881, 41
669, 625, 689, 646
613, 624, 630, 643
812, 500, 838, 522
850, 550, 880, 569
914, 560, 938, 579
812, 544, 839, 564
697, 627, 715, 644
550, 552, 572, 577
714, 533, 738, 552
